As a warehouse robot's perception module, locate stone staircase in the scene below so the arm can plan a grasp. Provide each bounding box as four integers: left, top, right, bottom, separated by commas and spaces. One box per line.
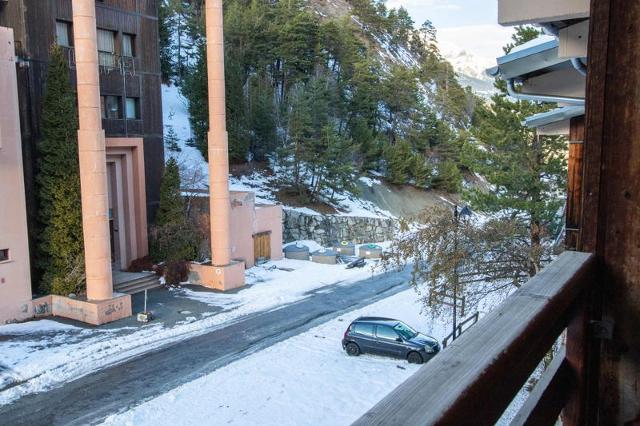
112, 270, 163, 295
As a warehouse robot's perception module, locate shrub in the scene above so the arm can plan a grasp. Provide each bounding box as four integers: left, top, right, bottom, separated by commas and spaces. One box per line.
164, 260, 191, 285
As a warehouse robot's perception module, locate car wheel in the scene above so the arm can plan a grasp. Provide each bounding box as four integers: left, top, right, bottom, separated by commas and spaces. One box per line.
346, 342, 361, 356
407, 351, 423, 364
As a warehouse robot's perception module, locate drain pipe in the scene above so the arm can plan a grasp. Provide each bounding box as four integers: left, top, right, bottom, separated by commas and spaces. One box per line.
571, 57, 588, 76
506, 79, 585, 105
540, 23, 559, 36
540, 24, 588, 76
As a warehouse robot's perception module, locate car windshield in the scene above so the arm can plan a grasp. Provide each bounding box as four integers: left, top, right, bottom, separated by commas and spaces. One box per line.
393, 322, 418, 340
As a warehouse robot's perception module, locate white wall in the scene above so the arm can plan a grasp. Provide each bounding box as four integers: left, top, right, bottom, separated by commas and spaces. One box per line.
0, 27, 33, 323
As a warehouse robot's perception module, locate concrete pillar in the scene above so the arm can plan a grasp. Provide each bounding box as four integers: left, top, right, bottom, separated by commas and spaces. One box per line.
72, 0, 113, 301
205, 0, 231, 266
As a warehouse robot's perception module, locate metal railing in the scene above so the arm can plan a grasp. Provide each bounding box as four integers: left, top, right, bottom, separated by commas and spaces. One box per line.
61, 46, 136, 76
354, 251, 595, 426
441, 311, 480, 349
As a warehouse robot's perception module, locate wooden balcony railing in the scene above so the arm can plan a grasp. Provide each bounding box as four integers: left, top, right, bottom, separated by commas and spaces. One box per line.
354, 251, 596, 426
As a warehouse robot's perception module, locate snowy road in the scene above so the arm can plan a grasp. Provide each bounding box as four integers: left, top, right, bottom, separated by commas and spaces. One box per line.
103, 289, 439, 426
0, 268, 412, 426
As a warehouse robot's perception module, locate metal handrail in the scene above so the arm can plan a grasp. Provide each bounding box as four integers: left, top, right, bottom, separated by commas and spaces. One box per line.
60, 47, 135, 76
441, 311, 480, 349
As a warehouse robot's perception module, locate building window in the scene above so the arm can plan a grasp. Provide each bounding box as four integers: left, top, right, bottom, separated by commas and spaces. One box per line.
56, 21, 72, 47
101, 95, 122, 119
0, 249, 9, 262
97, 29, 116, 67
125, 97, 140, 119
122, 33, 135, 57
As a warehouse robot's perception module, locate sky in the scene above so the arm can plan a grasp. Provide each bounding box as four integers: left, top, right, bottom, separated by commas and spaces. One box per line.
386, 0, 514, 69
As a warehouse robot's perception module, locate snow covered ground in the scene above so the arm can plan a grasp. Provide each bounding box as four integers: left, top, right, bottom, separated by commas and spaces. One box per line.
101, 289, 435, 426
102, 286, 524, 426
0, 249, 384, 406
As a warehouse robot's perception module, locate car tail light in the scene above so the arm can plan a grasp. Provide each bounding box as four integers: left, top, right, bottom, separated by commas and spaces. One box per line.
344, 325, 351, 338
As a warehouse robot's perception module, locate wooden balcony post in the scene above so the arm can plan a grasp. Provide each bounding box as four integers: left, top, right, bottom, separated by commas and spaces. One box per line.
565, 116, 584, 250
579, 0, 640, 422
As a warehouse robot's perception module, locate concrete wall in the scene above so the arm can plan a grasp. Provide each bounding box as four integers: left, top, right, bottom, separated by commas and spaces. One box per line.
256, 204, 284, 263
32, 293, 131, 325
228, 191, 284, 268
283, 210, 397, 247
0, 27, 33, 324
229, 191, 255, 267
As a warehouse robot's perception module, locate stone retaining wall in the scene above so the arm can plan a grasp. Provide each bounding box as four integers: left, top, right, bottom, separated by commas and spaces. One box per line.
283, 210, 397, 246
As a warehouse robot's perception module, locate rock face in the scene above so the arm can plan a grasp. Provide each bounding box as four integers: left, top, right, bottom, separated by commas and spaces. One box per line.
283, 210, 397, 246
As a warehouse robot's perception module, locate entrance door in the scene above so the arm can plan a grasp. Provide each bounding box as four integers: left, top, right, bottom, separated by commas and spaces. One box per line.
107, 160, 127, 270
253, 232, 271, 262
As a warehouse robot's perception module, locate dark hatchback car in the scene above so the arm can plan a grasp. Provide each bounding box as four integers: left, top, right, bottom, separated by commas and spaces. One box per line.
342, 317, 440, 364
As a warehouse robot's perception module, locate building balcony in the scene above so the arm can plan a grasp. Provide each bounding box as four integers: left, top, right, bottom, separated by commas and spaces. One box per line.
61, 46, 137, 76
354, 251, 597, 425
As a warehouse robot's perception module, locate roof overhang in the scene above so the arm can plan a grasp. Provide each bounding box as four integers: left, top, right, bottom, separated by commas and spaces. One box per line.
498, 0, 589, 26
524, 105, 585, 135
487, 36, 586, 102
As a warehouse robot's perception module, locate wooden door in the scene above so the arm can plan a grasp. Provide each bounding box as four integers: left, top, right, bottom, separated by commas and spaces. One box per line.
253, 232, 271, 262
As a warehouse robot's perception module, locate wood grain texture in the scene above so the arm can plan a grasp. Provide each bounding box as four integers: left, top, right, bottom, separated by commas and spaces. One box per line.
565, 116, 584, 250
511, 347, 572, 426
580, 0, 640, 422
353, 252, 595, 426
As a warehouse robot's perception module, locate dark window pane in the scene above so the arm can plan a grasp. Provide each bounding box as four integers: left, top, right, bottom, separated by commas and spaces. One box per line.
376, 325, 399, 340
104, 96, 121, 119
125, 97, 139, 119
56, 21, 70, 47
122, 34, 134, 57
353, 323, 374, 337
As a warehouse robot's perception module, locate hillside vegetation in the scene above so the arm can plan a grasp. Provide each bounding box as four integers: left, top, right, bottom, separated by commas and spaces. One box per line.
159, 2, 569, 285
160, 0, 480, 205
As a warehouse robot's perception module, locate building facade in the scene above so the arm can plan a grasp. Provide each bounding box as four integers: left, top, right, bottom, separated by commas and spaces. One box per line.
0, 0, 163, 277
0, 27, 33, 323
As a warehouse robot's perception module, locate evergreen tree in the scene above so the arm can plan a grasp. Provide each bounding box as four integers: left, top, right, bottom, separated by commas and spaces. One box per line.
384, 140, 412, 184
158, 0, 174, 82
155, 157, 184, 227
37, 45, 84, 296
433, 160, 462, 193
151, 158, 199, 267
466, 26, 566, 276
164, 125, 182, 153
321, 126, 358, 202
410, 153, 432, 188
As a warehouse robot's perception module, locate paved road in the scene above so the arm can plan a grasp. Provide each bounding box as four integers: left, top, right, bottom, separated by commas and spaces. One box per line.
0, 268, 412, 425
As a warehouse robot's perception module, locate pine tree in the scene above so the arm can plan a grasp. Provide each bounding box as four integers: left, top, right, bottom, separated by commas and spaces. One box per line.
466, 26, 566, 276
155, 157, 184, 227
158, 0, 175, 82
433, 160, 462, 193
410, 153, 432, 188
37, 45, 85, 296
384, 140, 412, 185
164, 125, 182, 153
151, 158, 199, 268
321, 126, 357, 202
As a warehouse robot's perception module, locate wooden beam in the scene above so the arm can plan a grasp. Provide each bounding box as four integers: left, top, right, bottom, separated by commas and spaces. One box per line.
511, 347, 573, 426
565, 116, 584, 250
580, 0, 640, 422
353, 252, 595, 426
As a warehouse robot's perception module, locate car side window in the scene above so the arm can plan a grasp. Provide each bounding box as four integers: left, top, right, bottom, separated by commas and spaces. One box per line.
376, 325, 400, 341
353, 323, 374, 337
